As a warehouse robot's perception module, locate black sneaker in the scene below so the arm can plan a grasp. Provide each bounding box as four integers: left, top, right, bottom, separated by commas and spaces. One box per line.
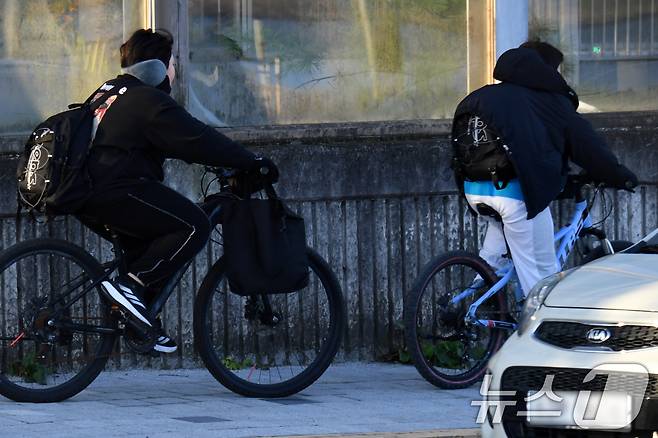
100, 275, 152, 327
153, 319, 177, 354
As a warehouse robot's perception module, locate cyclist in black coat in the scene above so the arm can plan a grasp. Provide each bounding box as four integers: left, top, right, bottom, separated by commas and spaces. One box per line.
77, 29, 278, 353
454, 44, 637, 219
452, 41, 637, 296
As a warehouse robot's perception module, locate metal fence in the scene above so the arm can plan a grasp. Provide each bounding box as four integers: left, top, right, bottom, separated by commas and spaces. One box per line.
0, 183, 653, 368
0, 113, 655, 367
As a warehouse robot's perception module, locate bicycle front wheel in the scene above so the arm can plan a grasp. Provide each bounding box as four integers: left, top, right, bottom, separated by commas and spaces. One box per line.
193, 248, 344, 397
0, 239, 116, 402
404, 250, 507, 389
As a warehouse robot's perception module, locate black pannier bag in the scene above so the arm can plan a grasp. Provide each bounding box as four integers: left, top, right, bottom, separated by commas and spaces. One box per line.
16, 87, 119, 216
221, 186, 309, 296
451, 114, 516, 189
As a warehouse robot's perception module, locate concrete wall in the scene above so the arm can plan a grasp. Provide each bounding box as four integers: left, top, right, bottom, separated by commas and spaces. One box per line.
0, 113, 657, 368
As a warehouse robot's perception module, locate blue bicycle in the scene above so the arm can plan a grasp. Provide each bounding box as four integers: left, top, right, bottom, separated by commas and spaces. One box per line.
404, 176, 632, 389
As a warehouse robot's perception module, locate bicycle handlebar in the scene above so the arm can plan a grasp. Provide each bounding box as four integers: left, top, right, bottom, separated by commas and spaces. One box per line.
204, 166, 275, 199
205, 166, 270, 179
560, 173, 636, 203
565, 173, 635, 191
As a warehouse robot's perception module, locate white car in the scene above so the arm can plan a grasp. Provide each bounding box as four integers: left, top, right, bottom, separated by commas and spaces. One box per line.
482, 230, 658, 438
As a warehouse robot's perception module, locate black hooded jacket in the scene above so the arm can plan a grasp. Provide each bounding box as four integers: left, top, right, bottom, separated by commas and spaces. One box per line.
85, 75, 256, 191
453, 48, 637, 219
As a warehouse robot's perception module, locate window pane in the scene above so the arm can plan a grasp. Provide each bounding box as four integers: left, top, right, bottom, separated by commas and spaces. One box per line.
529, 0, 658, 113
188, 0, 467, 126
0, 0, 126, 132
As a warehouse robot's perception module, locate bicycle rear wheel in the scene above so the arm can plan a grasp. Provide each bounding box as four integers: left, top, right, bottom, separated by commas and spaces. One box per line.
0, 239, 116, 402
193, 248, 344, 397
404, 250, 507, 389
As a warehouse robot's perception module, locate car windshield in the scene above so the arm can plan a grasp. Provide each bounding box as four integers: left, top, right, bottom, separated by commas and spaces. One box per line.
624, 228, 658, 254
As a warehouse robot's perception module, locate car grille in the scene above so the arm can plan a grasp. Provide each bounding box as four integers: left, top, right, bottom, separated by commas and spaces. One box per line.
500, 367, 658, 437
535, 321, 658, 351
501, 366, 658, 397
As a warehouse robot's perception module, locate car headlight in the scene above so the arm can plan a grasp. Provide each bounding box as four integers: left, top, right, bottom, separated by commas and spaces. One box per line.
517, 268, 577, 336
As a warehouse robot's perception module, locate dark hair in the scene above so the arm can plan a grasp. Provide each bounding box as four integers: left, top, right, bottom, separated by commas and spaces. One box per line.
519, 40, 564, 69
120, 28, 174, 68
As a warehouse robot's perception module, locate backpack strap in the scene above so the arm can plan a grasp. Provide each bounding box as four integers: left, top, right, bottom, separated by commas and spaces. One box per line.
82, 78, 134, 110
264, 183, 279, 200
491, 171, 508, 190
86, 88, 121, 113
15, 170, 48, 225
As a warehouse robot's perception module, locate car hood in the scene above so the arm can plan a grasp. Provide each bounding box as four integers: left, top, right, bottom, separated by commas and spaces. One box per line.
544, 254, 658, 312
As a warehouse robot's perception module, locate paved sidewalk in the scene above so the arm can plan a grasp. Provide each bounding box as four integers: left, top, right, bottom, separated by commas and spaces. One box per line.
0, 363, 482, 438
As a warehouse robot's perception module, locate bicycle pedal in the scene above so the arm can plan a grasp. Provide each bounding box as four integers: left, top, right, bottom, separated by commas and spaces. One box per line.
124, 325, 157, 354
259, 311, 282, 327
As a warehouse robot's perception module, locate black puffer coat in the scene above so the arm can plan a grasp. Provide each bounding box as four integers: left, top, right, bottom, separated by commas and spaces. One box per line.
453, 48, 637, 219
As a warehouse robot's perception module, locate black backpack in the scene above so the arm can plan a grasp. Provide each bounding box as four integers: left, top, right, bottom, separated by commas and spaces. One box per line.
16, 86, 122, 216
220, 185, 309, 296
451, 114, 516, 189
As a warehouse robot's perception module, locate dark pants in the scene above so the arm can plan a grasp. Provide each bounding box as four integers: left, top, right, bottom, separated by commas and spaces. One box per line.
77, 181, 211, 296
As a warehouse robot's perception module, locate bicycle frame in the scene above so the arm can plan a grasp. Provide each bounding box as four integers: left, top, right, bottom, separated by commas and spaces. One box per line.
36, 168, 248, 341
47, 197, 226, 338
450, 196, 603, 331
45, 257, 194, 337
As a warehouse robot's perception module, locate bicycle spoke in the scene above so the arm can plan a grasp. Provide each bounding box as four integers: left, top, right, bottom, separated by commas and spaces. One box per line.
198, 250, 343, 396
8, 332, 26, 348
409, 253, 506, 386
0, 245, 115, 398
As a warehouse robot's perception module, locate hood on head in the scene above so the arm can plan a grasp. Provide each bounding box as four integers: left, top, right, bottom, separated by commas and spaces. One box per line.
121, 59, 167, 87
493, 48, 579, 109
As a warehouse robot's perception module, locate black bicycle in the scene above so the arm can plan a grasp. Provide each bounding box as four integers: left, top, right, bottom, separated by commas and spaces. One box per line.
0, 167, 345, 402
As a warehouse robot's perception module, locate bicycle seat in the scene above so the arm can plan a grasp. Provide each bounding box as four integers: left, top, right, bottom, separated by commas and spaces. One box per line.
475, 203, 502, 222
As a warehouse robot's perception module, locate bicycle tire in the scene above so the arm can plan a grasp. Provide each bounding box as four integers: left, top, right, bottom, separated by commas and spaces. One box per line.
405, 250, 507, 390
193, 248, 344, 397
0, 239, 116, 403
581, 240, 634, 264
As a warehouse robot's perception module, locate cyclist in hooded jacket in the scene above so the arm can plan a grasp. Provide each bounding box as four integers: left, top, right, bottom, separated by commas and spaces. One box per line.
451, 41, 637, 296
76, 29, 278, 354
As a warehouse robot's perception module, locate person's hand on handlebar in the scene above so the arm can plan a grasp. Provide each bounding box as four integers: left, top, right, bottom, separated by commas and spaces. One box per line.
251, 156, 279, 184
597, 167, 638, 192
570, 167, 638, 192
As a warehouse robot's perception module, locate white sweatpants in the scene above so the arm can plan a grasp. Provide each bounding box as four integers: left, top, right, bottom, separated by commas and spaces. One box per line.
465, 194, 558, 296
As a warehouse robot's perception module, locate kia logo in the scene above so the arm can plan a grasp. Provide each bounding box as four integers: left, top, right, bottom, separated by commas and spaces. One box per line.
586, 328, 611, 343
